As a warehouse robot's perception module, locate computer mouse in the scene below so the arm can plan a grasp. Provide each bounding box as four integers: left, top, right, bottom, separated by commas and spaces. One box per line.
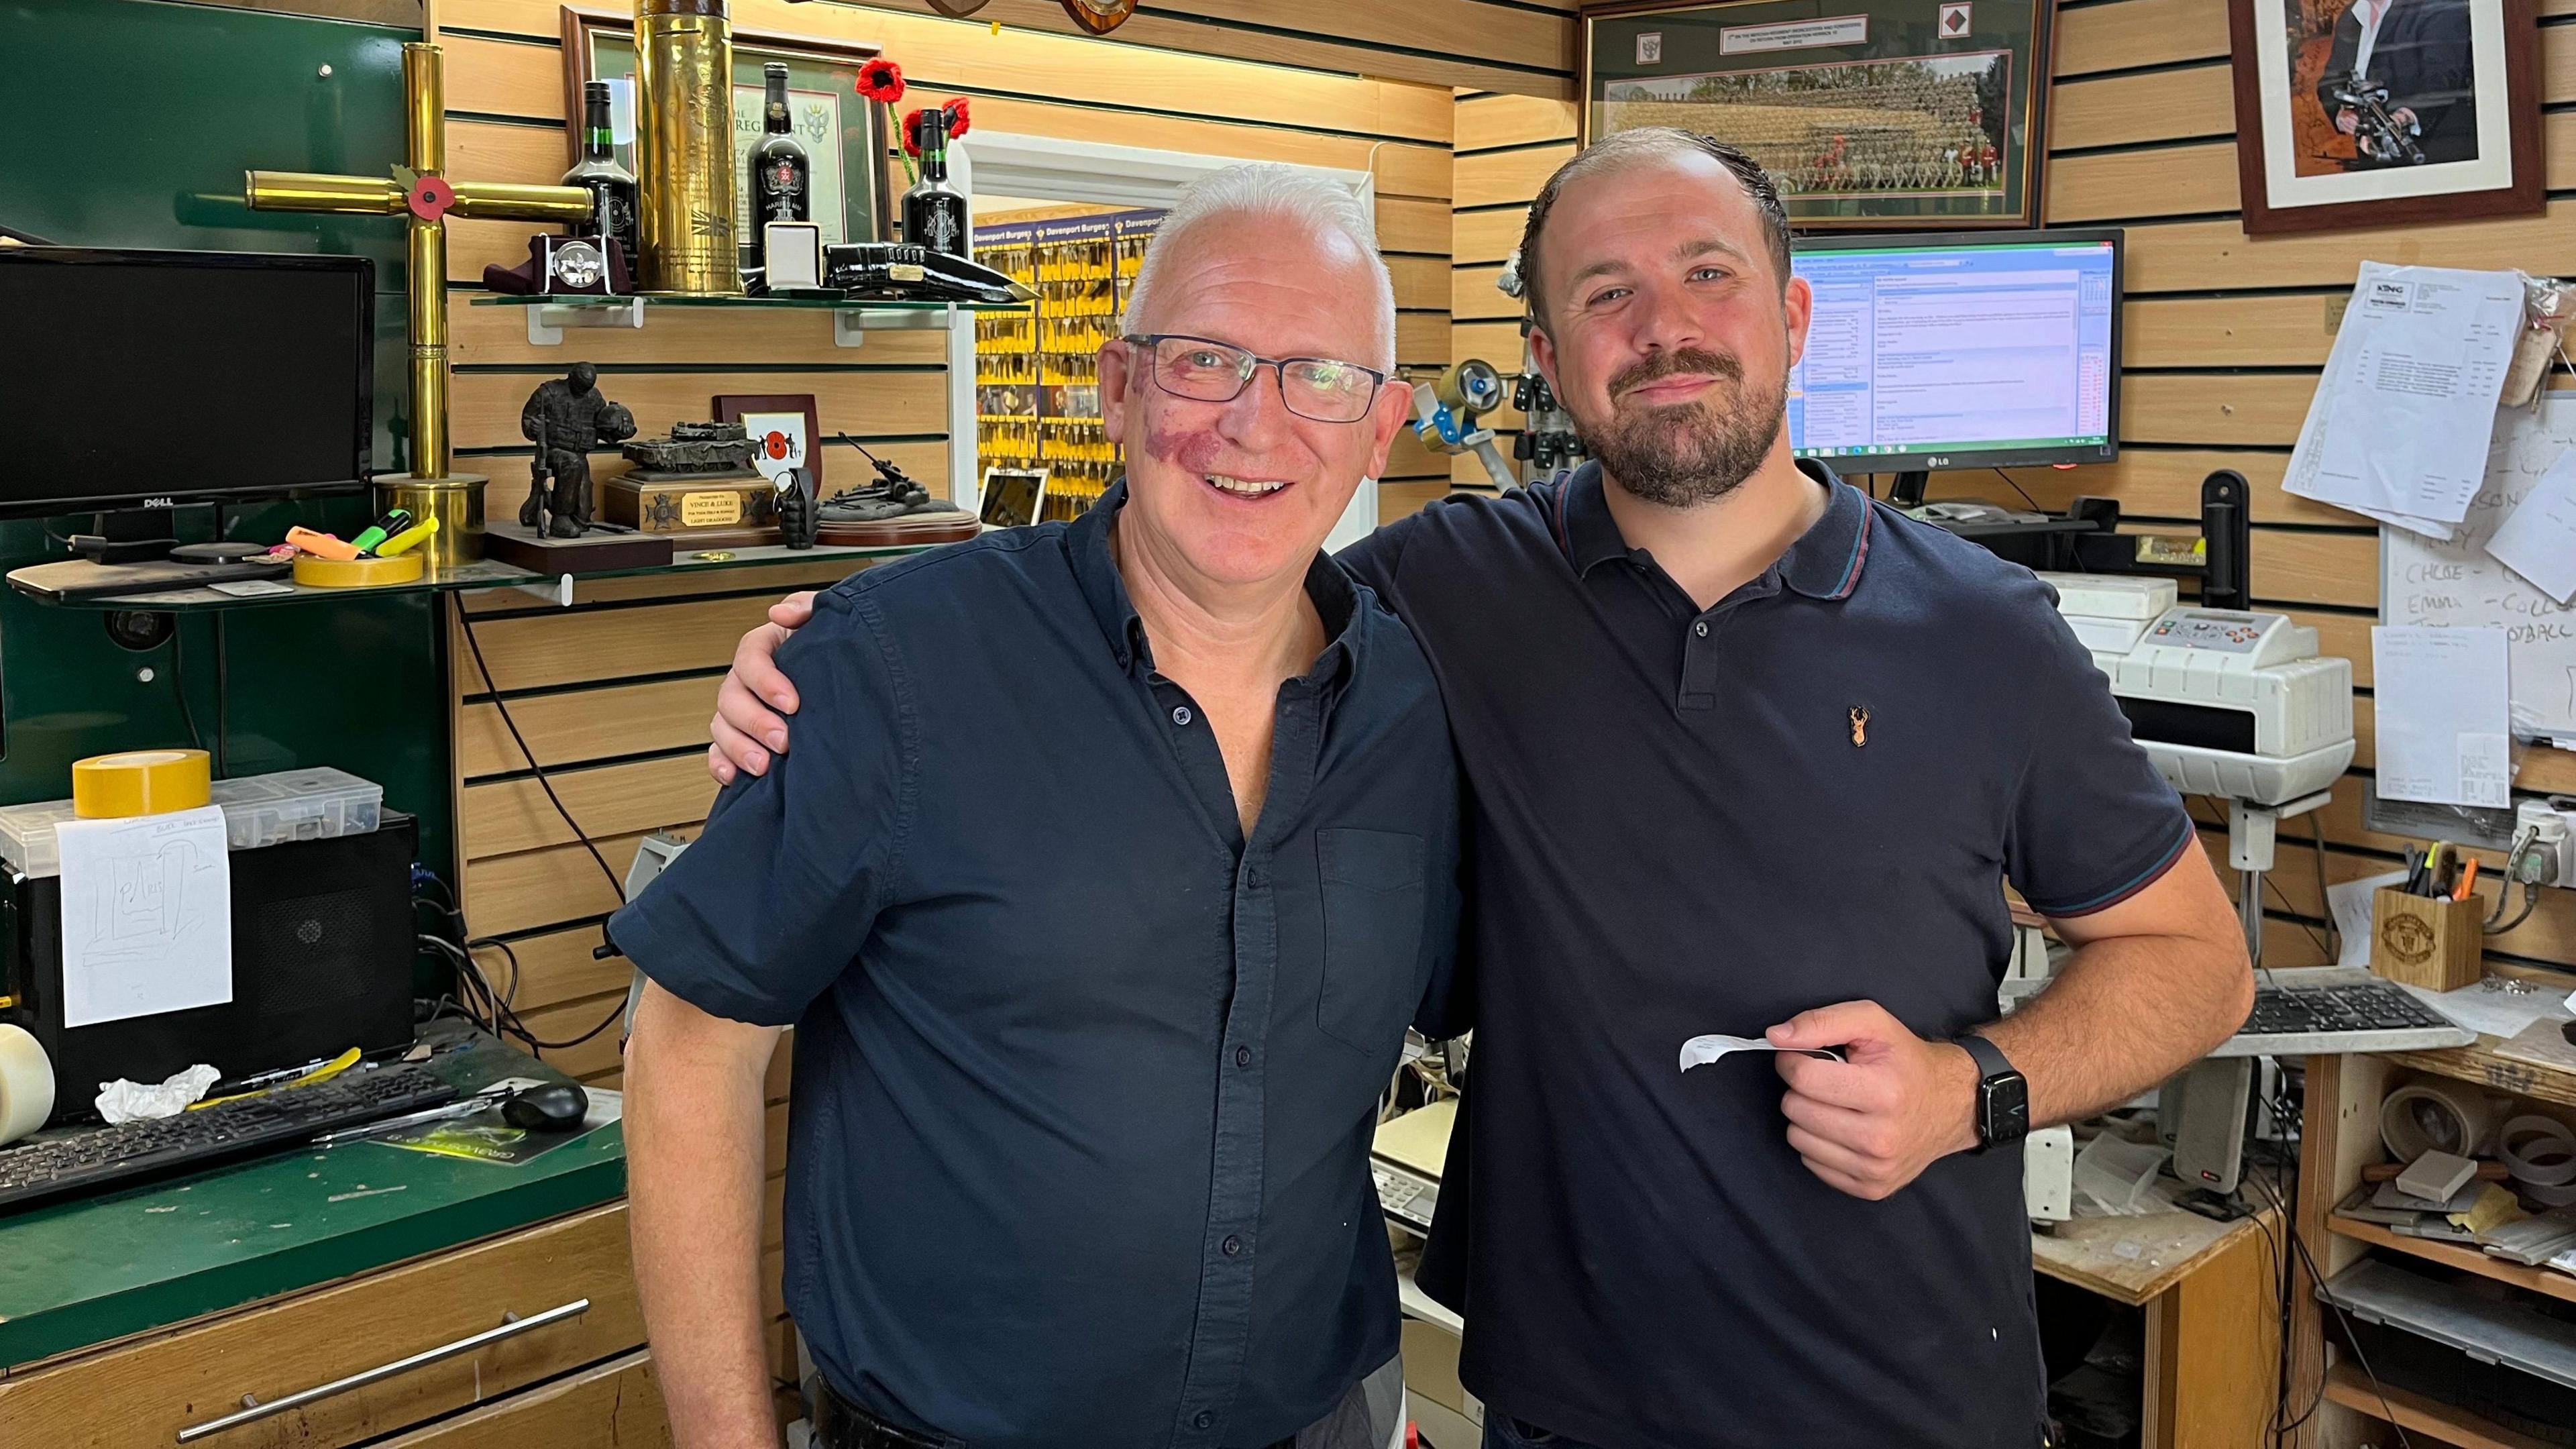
500, 1082, 589, 1133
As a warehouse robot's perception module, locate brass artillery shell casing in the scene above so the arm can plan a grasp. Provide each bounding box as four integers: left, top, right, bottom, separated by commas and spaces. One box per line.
635, 0, 743, 295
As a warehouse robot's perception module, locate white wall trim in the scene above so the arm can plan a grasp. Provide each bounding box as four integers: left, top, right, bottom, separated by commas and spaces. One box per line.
960, 131, 1373, 216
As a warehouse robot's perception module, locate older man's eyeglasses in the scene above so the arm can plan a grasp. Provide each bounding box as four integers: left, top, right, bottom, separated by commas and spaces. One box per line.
1123, 333, 1389, 425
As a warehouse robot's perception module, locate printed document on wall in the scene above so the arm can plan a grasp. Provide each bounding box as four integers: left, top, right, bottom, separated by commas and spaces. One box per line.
56, 805, 232, 1028
2485, 447, 2576, 606
2373, 626, 2514, 809
2285, 263, 2522, 526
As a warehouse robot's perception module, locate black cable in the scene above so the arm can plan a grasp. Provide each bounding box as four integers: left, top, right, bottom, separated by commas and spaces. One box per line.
2310, 814, 2338, 963
167, 627, 205, 753
2245, 1168, 2415, 1449
455, 608, 628, 908
419, 933, 625, 1053
1990, 466, 2046, 513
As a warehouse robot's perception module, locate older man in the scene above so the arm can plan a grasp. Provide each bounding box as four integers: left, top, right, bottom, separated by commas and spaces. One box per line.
612, 166, 1456, 1449
714, 131, 2251, 1448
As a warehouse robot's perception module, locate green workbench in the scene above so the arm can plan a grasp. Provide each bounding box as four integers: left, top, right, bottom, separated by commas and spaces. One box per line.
0, 1024, 627, 1373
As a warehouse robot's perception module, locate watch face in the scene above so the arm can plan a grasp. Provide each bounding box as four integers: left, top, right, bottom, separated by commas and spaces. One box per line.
549, 239, 606, 291
1983, 1074, 2031, 1144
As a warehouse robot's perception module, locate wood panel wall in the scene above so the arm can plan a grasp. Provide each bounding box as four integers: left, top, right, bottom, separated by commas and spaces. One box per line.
1441, 0, 2576, 978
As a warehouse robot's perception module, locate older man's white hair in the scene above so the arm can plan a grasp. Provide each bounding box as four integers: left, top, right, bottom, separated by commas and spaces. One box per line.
1121, 164, 1396, 370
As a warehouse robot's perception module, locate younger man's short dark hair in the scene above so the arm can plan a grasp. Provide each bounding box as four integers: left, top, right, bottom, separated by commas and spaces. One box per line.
1517, 128, 1793, 329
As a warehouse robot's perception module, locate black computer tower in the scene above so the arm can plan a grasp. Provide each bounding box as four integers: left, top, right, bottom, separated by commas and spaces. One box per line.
3, 813, 419, 1124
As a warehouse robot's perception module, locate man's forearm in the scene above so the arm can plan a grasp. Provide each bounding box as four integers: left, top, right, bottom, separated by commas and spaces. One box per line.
627, 992, 784, 1449
1978, 933, 2253, 1130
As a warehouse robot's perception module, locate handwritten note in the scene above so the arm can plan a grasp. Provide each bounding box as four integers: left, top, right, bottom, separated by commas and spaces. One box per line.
2373, 626, 2514, 809
56, 806, 231, 1028
2485, 449, 2576, 606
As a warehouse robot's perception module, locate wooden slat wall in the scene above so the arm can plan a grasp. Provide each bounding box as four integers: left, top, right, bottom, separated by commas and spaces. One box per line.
1441, 0, 2576, 975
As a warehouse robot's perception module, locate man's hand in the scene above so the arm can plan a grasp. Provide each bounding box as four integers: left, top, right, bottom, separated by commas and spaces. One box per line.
1767, 1001, 1980, 1201
2392, 106, 2418, 130
708, 591, 817, 784
2335, 108, 2359, 136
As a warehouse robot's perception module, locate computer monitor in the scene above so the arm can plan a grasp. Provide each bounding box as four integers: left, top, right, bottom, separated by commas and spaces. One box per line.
0, 248, 373, 529
1787, 228, 2121, 488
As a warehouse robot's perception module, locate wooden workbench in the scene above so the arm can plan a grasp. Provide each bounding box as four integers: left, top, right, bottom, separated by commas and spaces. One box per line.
2034, 1195, 2284, 1449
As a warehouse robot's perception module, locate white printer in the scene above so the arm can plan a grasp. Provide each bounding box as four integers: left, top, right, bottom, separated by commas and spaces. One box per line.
2042, 574, 2355, 808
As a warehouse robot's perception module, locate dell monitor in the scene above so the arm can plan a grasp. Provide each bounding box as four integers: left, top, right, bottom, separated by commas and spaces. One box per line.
0, 247, 373, 555
1787, 228, 2121, 504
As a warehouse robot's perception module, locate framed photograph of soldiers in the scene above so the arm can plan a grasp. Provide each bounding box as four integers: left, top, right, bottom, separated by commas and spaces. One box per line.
1578, 0, 2055, 228
2226, 0, 2542, 234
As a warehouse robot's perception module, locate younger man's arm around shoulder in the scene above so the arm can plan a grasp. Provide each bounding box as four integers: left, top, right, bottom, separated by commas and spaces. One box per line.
1766, 592, 2251, 1200
613, 588, 914, 1447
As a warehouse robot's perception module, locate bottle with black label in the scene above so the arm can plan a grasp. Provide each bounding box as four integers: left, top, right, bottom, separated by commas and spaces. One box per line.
560, 80, 639, 265
902, 107, 970, 260
747, 62, 810, 274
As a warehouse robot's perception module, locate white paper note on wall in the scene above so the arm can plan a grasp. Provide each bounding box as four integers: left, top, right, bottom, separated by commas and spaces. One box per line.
56, 806, 232, 1028
2284, 263, 2522, 523
2485, 449, 2576, 606
2373, 626, 2514, 808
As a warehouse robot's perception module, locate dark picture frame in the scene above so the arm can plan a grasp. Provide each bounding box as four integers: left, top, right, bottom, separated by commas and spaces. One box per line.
1579, 0, 2055, 229
714, 392, 823, 489
2226, 0, 2542, 235
561, 7, 894, 251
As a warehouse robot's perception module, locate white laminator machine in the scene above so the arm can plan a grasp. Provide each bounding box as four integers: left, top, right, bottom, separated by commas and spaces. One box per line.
2043, 574, 2355, 808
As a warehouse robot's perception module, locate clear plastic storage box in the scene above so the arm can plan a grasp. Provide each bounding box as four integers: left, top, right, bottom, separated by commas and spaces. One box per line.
0, 766, 382, 877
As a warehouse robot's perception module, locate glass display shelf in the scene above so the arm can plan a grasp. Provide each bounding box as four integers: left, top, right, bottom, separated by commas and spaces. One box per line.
469, 292, 1029, 348
14, 537, 947, 614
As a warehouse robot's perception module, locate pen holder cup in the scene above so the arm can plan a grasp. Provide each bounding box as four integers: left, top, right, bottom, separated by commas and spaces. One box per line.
2369, 888, 2484, 991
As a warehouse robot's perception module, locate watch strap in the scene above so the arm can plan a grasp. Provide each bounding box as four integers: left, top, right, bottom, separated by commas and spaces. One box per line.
1957, 1032, 2016, 1083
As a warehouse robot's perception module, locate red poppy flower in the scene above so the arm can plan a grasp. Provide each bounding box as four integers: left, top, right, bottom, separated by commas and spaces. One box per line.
856, 58, 905, 103
900, 107, 926, 157
941, 97, 971, 138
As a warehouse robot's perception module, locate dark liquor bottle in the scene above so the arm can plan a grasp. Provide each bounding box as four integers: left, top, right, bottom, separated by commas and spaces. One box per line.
560, 80, 639, 265
747, 62, 810, 274
902, 107, 971, 259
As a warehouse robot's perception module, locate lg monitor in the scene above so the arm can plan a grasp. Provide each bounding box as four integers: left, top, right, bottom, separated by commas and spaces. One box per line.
1787, 228, 2121, 501
0, 248, 374, 536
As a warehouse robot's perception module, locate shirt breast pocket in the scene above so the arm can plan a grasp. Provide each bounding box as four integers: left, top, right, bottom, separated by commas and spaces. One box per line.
1315, 827, 1428, 1055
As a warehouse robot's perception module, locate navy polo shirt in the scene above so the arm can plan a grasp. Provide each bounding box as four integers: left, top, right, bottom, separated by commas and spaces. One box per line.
610, 482, 1462, 1449
1344, 462, 2194, 1449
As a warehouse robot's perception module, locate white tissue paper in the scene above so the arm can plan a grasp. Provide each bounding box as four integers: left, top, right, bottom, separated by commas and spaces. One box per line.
95, 1063, 221, 1123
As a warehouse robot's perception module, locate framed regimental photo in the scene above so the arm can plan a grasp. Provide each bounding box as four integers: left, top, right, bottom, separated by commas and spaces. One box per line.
1580, 0, 2054, 228
561, 7, 893, 250
714, 392, 822, 489
2226, 0, 2542, 235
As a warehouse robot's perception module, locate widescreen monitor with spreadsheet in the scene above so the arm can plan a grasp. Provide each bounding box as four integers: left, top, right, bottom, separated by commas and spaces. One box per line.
1786, 228, 2121, 474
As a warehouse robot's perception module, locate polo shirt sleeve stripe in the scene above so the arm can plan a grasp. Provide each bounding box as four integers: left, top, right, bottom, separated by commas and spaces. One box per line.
2025, 814, 2196, 918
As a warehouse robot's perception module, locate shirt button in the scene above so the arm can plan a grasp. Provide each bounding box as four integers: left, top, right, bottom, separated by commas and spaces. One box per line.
1193, 1411, 1214, 1430
1235, 1046, 1252, 1068
1222, 1234, 1243, 1256
1245, 867, 1266, 889
1171, 705, 1193, 727
1693, 621, 1709, 637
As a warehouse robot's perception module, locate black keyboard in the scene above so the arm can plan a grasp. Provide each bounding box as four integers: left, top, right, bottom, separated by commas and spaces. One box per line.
2243, 980, 2457, 1036
0, 1063, 457, 1214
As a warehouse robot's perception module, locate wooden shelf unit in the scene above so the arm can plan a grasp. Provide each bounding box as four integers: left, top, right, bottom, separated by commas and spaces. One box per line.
2325, 1216, 2576, 1309
2320, 1363, 2557, 1449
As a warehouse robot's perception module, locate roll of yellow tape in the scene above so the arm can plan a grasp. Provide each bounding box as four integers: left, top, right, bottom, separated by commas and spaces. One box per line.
72, 748, 212, 818
0, 1023, 55, 1146
293, 552, 426, 589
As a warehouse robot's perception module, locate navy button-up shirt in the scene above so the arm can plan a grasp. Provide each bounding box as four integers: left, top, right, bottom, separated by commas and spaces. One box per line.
1352, 462, 2194, 1449
610, 482, 1462, 1449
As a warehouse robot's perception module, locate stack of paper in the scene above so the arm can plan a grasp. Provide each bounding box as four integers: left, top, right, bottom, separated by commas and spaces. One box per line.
2373, 625, 2514, 808
2285, 262, 2525, 539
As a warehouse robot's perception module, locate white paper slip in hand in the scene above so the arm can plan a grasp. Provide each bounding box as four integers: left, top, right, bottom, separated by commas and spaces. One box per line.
1678, 1034, 1846, 1071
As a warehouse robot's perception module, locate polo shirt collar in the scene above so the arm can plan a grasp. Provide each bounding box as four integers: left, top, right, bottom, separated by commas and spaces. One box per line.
1556, 457, 1874, 602
1068, 478, 1367, 685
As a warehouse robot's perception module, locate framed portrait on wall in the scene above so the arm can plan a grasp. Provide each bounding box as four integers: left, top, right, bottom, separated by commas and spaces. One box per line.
1579, 0, 2055, 229
561, 7, 894, 250
2226, 0, 2542, 234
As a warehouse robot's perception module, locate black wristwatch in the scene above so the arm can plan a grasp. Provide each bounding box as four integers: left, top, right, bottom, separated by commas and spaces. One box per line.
1956, 1034, 2029, 1150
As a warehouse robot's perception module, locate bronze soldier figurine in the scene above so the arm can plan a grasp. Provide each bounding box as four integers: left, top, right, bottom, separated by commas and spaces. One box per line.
519, 362, 637, 538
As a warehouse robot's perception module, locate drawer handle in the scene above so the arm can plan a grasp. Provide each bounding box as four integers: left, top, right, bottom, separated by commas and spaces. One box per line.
175, 1297, 591, 1442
